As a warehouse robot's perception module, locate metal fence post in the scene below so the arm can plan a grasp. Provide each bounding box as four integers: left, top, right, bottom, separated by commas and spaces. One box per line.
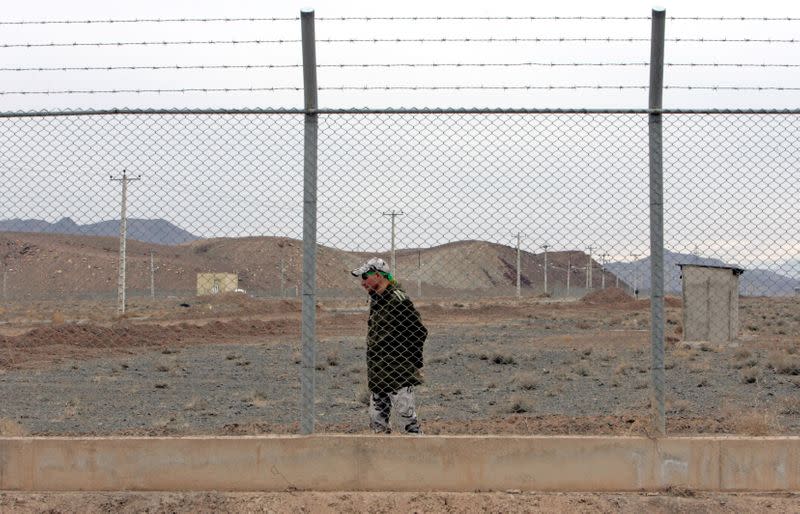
300, 9, 319, 435
648, 7, 666, 437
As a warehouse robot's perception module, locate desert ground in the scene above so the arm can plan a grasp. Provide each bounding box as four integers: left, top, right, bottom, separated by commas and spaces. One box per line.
1, 288, 798, 437
2, 289, 800, 513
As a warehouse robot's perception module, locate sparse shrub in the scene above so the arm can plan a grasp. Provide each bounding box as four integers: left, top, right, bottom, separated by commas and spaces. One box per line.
574, 365, 590, 377
225, 354, 238, 361
155, 383, 168, 389
315, 362, 327, 371
746, 325, 759, 332
514, 373, 538, 390
326, 350, 339, 367
0, 418, 28, 436
740, 367, 759, 384
156, 365, 170, 372
355, 384, 370, 405
292, 351, 302, 364
634, 379, 648, 390
731, 410, 780, 436
582, 348, 593, 357
184, 397, 209, 411
504, 395, 532, 414
767, 352, 800, 375
666, 399, 691, 414
699, 343, 715, 352
779, 396, 800, 415
491, 353, 516, 365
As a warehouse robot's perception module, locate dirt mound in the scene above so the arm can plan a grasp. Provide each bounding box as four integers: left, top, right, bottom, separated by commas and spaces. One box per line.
0, 318, 297, 369
581, 287, 632, 305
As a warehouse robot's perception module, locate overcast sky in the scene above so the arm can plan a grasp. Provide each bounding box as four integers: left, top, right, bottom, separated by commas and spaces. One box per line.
0, 1, 798, 278
2, 0, 800, 110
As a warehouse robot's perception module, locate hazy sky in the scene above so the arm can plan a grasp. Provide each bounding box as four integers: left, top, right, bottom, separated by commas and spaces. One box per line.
2, 0, 800, 110
0, 1, 798, 276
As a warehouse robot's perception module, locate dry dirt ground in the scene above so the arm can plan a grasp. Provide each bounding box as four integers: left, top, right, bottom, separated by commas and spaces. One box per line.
2, 490, 800, 514
1, 290, 799, 437
2, 291, 800, 512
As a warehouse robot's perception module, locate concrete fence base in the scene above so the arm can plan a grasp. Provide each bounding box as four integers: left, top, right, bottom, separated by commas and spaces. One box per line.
1, 435, 798, 492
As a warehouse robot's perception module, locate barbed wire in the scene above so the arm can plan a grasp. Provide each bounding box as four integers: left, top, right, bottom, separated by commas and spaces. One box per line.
2, 16, 799, 25
0, 17, 299, 25
3, 36, 799, 49
3, 84, 800, 96
0, 39, 300, 49
4, 61, 800, 73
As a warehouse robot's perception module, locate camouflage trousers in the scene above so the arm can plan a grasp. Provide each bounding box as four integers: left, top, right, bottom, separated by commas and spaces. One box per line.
368, 386, 421, 434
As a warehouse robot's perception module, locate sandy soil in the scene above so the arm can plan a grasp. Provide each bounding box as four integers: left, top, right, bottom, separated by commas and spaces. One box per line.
1, 490, 799, 513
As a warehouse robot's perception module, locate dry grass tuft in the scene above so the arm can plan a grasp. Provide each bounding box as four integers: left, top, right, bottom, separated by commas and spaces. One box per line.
778, 396, 800, 415
502, 394, 533, 414
740, 367, 759, 384
513, 373, 538, 391
730, 410, 781, 436
0, 418, 28, 436
767, 351, 800, 375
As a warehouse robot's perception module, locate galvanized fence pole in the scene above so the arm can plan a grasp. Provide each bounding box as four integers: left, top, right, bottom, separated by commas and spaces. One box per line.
648, 7, 667, 436
300, 9, 319, 435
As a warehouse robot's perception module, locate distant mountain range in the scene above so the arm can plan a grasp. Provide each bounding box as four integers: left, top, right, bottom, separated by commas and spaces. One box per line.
0, 217, 199, 245
605, 251, 800, 297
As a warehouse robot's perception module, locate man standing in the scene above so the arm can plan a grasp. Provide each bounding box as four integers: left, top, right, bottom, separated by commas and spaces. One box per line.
351, 257, 427, 434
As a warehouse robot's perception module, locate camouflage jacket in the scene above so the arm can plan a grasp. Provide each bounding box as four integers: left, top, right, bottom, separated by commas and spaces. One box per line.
366, 284, 428, 393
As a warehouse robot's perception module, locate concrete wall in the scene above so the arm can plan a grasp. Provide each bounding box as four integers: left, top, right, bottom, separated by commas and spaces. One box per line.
1, 435, 798, 492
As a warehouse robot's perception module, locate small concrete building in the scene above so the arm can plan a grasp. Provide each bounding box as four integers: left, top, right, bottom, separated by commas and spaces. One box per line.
678, 264, 744, 345
196, 272, 238, 296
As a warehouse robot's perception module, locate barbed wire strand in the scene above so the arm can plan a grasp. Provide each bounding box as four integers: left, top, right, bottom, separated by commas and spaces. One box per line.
3, 84, 800, 96
2, 16, 799, 25
0, 17, 299, 25
4, 37, 800, 49
5, 62, 800, 72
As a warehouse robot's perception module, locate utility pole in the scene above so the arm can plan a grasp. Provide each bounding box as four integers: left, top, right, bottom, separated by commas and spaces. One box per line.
280, 255, 286, 297
600, 253, 608, 289
111, 170, 140, 316
566, 257, 571, 297
516, 234, 521, 298
382, 210, 404, 274
2, 267, 9, 301
541, 244, 549, 295
586, 246, 593, 289
149, 250, 156, 300
630, 253, 641, 298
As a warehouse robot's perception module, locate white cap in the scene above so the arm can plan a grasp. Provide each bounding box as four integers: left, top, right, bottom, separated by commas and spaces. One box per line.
351, 257, 391, 277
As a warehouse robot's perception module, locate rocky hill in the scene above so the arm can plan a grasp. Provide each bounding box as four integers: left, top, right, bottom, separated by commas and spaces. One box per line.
0, 232, 609, 299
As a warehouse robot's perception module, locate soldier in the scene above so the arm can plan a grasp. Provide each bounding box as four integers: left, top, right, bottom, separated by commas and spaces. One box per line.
351, 257, 427, 434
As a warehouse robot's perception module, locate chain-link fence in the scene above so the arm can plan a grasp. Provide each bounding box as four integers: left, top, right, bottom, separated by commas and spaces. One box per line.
0, 109, 798, 437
